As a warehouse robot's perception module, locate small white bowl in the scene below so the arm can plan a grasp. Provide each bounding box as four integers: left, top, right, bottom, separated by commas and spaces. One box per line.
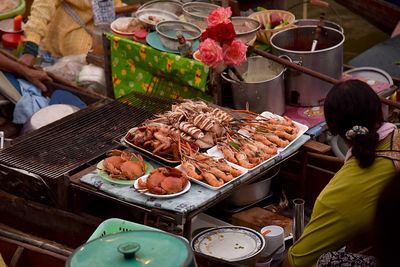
135, 8, 179, 30
192, 50, 201, 61
110, 17, 143, 38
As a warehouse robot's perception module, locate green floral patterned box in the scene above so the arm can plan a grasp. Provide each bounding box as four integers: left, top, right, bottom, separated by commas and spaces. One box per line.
107, 33, 212, 100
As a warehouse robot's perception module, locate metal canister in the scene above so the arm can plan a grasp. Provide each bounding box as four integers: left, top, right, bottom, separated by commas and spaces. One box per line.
270, 26, 345, 106
221, 56, 286, 115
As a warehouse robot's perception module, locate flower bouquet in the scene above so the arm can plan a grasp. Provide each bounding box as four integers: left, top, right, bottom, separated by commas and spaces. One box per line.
198, 7, 248, 72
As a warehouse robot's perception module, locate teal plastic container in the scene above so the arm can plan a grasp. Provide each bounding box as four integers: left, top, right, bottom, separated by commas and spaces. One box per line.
87, 218, 162, 242
0, 0, 26, 20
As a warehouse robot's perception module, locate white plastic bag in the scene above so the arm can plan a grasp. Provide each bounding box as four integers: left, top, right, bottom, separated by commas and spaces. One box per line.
43, 54, 87, 81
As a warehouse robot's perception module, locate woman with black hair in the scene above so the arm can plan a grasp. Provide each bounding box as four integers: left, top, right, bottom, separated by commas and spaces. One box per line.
284, 80, 399, 267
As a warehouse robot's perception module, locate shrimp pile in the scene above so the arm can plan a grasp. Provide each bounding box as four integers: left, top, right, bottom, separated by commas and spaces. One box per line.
180, 152, 243, 188
236, 110, 299, 148
125, 122, 195, 161
217, 133, 278, 169
148, 100, 234, 149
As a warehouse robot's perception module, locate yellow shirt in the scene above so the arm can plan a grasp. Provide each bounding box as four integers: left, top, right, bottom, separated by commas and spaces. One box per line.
24, 0, 122, 56
288, 136, 396, 267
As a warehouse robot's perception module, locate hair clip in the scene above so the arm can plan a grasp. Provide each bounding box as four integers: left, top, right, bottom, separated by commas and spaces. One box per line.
345, 125, 369, 140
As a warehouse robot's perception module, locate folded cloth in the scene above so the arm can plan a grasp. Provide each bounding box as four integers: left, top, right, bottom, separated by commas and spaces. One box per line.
49, 90, 87, 109
107, 33, 211, 100
13, 79, 50, 124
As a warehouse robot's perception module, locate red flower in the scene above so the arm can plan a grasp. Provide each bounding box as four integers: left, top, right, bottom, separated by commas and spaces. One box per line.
203, 22, 236, 45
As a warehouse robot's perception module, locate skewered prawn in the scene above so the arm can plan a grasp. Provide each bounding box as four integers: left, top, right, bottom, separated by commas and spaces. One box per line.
252, 133, 274, 146
265, 133, 290, 147
274, 130, 298, 142
195, 161, 234, 183
235, 152, 256, 169
218, 144, 239, 164
217, 159, 243, 177
254, 140, 278, 155
181, 161, 203, 180
208, 167, 234, 182
202, 172, 224, 187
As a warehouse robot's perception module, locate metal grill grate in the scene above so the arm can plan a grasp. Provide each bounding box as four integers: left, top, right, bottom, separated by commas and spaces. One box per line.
0, 92, 175, 179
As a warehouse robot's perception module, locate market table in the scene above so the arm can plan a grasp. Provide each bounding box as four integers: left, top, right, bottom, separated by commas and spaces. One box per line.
72, 134, 310, 239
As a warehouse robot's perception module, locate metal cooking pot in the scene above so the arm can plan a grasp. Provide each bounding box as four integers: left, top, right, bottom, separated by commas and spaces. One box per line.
221, 56, 287, 115
270, 26, 345, 106
224, 167, 279, 206
294, 19, 344, 33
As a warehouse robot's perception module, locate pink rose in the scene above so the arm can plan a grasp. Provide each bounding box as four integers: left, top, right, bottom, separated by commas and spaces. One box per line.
199, 38, 223, 68
223, 40, 247, 65
207, 7, 232, 27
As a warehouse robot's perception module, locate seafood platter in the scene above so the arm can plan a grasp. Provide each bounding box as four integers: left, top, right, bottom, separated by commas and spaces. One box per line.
118, 100, 308, 194
97, 149, 153, 185
134, 166, 191, 198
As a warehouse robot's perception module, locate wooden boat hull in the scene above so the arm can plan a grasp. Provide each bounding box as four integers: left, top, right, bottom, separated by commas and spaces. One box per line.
0, 235, 67, 267
334, 0, 400, 34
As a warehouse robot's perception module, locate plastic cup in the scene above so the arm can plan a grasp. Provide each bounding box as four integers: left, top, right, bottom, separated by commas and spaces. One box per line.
260, 225, 285, 257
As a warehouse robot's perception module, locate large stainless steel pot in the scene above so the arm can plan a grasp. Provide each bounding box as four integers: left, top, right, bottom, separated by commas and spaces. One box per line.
221, 56, 286, 115
270, 26, 345, 106
294, 19, 344, 33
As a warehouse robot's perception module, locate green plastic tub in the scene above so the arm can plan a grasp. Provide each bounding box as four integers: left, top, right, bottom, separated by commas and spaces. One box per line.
87, 218, 162, 242
0, 0, 26, 20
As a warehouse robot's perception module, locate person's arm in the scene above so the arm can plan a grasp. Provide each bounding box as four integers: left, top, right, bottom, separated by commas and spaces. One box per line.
286, 201, 354, 267
0, 53, 51, 92
20, 0, 60, 66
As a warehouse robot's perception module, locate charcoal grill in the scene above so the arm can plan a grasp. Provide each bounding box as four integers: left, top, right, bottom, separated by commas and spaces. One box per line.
0, 92, 175, 206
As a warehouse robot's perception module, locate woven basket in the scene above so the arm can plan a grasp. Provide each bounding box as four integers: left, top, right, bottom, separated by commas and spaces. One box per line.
248, 10, 296, 45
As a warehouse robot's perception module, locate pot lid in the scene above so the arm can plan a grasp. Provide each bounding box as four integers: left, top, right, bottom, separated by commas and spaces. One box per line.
343, 67, 393, 95
67, 231, 194, 267
191, 226, 265, 262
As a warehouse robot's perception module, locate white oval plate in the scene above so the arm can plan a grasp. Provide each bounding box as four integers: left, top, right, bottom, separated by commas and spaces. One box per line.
134, 174, 191, 198
191, 226, 265, 262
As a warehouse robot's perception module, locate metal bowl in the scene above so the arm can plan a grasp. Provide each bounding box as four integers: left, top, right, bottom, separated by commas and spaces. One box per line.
156, 20, 201, 51
138, 0, 183, 17
182, 2, 220, 30
231, 17, 261, 45
135, 8, 179, 30
223, 166, 279, 206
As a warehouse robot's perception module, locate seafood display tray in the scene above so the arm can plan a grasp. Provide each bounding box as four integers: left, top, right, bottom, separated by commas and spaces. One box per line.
207, 111, 309, 170
176, 160, 248, 190
260, 111, 309, 154
206, 146, 280, 171
122, 136, 181, 165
